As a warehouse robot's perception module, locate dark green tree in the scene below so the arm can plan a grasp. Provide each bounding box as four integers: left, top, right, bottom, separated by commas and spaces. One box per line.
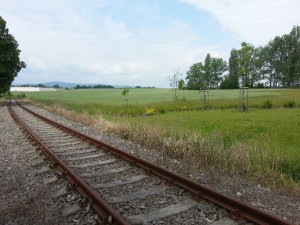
186, 54, 227, 90
52, 84, 61, 89
237, 42, 252, 87
210, 57, 227, 88
204, 53, 212, 88
0, 16, 26, 94
185, 62, 205, 90
260, 25, 300, 87
225, 49, 240, 88
178, 79, 185, 90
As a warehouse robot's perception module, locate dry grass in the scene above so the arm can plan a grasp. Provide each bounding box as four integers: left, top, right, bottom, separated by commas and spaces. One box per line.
33, 101, 299, 192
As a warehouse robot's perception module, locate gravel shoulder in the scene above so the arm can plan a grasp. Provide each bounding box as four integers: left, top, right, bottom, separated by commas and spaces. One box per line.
1, 103, 299, 224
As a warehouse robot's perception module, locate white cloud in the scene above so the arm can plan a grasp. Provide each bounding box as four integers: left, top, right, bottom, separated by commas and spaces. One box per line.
181, 0, 300, 45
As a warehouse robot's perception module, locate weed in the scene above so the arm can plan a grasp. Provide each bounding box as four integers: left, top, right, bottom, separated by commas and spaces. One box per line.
283, 100, 296, 108
261, 99, 272, 109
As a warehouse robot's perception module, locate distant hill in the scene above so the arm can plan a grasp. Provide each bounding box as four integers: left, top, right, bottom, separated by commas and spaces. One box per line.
41, 82, 80, 88
13, 81, 139, 89
41, 82, 135, 89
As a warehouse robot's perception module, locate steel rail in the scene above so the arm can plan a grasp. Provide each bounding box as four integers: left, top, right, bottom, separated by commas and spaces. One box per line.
8, 101, 130, 225
15, 101, 295, 225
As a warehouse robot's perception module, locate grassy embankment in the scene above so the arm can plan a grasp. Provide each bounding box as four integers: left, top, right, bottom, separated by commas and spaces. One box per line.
13, 88, 300, 189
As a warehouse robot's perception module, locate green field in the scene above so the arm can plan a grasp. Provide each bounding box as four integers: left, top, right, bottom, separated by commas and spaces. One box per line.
18, 88, 294, 105
11, 88, 300, 186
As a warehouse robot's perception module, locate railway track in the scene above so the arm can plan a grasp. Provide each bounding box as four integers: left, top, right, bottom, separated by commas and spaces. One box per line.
7, 100, 295, 225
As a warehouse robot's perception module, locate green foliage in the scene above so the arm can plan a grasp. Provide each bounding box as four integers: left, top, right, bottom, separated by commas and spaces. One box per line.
186, 53, 227, 90
261, 99, 273, 109
121, 87, 129, 97
227, 49, 240, 88
15, 93, 26, 99
220, 74, 238, 89
279, 160, 300, 182
0, 16, 26, 94
283, 100, 296, 108
254, 25, 300, 88
185, 62, 205, 90
178, 79, 185, 90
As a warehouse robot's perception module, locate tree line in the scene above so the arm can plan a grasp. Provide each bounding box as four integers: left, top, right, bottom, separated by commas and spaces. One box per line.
74, 84, 114, 89
185, 25, 300, 90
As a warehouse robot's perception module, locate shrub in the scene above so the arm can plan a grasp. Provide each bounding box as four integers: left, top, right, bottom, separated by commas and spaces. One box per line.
157, 108, 166, 114
261, 100, 272, 109
283, 100, 296, 108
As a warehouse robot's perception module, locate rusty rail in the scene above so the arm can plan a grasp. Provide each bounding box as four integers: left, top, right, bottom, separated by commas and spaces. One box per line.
12, 101, 295, 225
8, 101, 130, 225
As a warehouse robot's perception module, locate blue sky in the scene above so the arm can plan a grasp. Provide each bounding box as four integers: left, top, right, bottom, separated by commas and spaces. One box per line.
1, 0, 299, 87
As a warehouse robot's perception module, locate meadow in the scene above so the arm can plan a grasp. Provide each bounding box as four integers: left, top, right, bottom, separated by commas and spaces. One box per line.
12, 88, 300, 188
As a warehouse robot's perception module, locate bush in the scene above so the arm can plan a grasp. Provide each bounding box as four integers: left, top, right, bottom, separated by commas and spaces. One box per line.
157, 108, 166, 114
255, 83, 265, 88
261, 100, 272, 109
283, 100, 296, 108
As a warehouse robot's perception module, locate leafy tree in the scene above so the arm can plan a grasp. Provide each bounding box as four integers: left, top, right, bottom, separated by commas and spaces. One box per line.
178, 79, 185, 89
237, 42, 253, 87
0, 16, 26, 94
121, 87, 129, 97
221, 49, 239, 89
220, 75, 233, 89
185, 62, 205, 90
259, 25, 300, 87
210, 57, 227, 88
186, 54, 227, 90
204, 53, 212, 88
187, 25, 300, 89
121, 87, 129, 106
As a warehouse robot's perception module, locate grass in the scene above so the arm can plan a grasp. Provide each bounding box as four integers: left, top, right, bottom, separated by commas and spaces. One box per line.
9, 88, 300, 189
20, 88, 300, 116
115, 109, 300, 181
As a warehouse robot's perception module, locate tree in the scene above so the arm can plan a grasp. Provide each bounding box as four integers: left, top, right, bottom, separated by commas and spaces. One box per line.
121, 87, 129, 97
220, 49, 239, 89
52, 84, 60, 89
237, 42, 253, 87
168, 68, 182, 100
178, 79, 185, 89
0, 16, 26, 94
121, 87, 129, 106
185, 62, 205, 90
210, 57, 227, 88
204, 53, 212, 88
259, 26, 300, 88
